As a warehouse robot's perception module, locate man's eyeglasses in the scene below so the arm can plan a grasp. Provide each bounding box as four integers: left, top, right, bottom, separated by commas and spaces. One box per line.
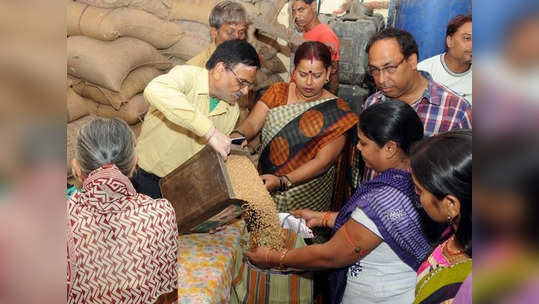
367, 57, 406, 77
228, 67, 254, 89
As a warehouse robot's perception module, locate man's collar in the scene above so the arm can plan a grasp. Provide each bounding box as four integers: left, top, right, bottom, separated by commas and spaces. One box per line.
377, 71, 438, 106
440, 53, 472, 77
200, 68, 233, 115
417, 70, 439, 105
304, 21, 322, 34
209, 100, 234, 116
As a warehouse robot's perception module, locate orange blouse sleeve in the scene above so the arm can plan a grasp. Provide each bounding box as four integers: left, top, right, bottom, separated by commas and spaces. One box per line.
259, 82, 289, 109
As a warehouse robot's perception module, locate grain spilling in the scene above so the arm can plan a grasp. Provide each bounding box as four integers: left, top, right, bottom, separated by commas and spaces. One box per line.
226, 155, 284, 250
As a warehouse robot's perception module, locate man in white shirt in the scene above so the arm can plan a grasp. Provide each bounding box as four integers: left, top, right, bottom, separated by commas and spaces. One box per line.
418, 15, 472, 103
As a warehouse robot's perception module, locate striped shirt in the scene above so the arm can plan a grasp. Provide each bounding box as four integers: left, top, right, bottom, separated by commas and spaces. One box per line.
352, 71, 472, 187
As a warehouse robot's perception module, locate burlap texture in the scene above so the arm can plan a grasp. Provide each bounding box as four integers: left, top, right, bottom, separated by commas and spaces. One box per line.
67, 36, 171, 92
67, 2, 182, 49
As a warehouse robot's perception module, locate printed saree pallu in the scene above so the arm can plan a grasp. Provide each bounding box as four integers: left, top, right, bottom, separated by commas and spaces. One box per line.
258, 97, 358, 212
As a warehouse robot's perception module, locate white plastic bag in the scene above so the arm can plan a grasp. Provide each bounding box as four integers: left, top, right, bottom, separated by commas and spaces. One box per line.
279, 213, 314, 239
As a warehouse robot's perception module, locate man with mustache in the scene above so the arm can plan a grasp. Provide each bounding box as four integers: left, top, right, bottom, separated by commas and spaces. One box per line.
132, 39, 260, 198
292, 0, 340, 94
418, 15, 473, 103
187, 1, 249, 68
351, 28, 472, 187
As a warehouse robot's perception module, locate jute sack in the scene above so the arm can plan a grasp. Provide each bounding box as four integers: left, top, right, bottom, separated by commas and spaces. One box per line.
67, 87, 91, 123
169, 0, 215, 25
161, 20, 210, 61
68, 66, 162, 110
76, 0, 172, 20
166, 56, 185, 69
86, 94, 150, 125
67, 2, 182, 49
67, 36, 171, 92
67, 115, 97, 176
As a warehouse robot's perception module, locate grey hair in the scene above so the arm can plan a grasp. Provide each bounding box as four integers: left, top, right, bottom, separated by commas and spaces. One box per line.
209, 1, 248, 29
75, 118, 136, 177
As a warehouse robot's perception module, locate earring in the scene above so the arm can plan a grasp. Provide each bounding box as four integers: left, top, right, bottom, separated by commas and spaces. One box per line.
447, 215, 454, 225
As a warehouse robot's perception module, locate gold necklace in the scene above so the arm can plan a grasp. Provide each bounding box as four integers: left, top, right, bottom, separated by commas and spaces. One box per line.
293, 87, 323, 103
443, 235, 464, 256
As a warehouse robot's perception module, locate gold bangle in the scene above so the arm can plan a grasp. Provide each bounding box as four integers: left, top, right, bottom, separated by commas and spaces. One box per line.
283, 175, 293, 188
278, 249, 289, 269
265, 249, 272, 267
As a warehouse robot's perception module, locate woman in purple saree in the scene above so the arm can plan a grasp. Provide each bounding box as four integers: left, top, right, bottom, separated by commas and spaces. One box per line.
245, 101, 434, 303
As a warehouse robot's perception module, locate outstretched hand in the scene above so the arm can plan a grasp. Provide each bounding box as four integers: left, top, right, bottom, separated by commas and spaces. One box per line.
260, 174, 280, 192
289, 209, 324, 228
244, 246, 273, 269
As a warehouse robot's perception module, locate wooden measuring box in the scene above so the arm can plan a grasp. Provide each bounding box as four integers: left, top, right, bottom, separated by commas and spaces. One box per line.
159, 145, 250, 234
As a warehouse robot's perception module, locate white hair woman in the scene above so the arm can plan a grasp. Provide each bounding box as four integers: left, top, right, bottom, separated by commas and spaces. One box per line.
67, 118, 178, 304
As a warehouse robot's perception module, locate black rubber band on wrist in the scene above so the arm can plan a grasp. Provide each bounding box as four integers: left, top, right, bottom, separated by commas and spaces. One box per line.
230, 130, 245, 138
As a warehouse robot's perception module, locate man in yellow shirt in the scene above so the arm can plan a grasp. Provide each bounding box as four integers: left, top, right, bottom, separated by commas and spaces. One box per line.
186, 1, 249, 68
133, 39, 260, 198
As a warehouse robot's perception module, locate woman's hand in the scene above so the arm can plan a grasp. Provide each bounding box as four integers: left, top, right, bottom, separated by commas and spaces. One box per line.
290, 209, 324, 228
244, 246, 273, 269
261, 174, 280, 192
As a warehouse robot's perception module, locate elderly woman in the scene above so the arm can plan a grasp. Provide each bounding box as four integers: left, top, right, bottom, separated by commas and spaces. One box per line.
245, 101, 434, 304
411, 130, 472, 304
233, 41, 358, 213
67, 118, 178, 304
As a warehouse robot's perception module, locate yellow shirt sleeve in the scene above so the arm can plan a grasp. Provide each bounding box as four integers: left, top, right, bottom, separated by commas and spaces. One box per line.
143, 66, 213, 137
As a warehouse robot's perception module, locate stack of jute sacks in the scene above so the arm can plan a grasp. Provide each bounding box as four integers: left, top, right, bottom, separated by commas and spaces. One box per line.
66, 0, 180, 176
67, 0, 289, 125
66, 0, 290, 177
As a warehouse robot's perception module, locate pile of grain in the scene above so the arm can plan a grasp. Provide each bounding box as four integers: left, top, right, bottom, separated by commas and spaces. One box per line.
225, 155, 284, 250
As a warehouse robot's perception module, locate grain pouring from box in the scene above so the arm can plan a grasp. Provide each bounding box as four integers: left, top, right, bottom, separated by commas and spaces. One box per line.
225, 155, 285, 250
